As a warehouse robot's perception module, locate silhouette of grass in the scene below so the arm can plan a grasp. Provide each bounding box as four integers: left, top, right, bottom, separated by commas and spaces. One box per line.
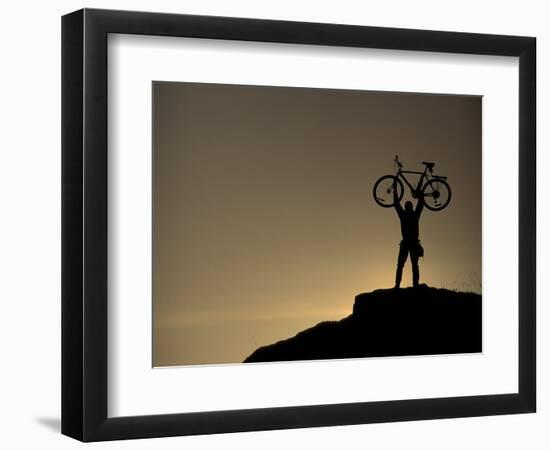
440, 270, 481, 295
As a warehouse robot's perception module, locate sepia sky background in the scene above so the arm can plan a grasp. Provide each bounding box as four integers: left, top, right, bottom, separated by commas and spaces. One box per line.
153, 82, 481, 366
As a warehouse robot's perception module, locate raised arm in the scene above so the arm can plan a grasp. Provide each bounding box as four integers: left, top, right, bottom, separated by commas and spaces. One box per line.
393, 180, 403, 215
415, 194, 424, 217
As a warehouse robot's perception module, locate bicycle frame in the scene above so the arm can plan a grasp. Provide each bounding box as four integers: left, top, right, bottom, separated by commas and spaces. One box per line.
396, 168, 429, 196
395, 164, 446, 197
374, 157, 452, 211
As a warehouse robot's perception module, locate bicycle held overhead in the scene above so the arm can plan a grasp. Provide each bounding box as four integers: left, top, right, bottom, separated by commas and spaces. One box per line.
373, 156, 452, 212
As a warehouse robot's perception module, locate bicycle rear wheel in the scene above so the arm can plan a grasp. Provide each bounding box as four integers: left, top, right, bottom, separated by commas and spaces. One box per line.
373, 175, 404, 208
422, 178, 451, 211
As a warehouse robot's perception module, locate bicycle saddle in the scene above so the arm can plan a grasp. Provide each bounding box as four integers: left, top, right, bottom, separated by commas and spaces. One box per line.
422, 161, 435, 169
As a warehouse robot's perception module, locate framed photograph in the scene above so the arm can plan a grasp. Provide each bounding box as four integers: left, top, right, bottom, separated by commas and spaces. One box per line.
61, 8, 536, 441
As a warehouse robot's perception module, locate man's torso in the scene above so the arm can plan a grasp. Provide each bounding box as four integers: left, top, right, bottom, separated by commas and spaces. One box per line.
399, 211, 420, 243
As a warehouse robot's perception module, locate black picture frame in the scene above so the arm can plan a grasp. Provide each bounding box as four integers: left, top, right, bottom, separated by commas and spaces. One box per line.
62, 8, 536, 442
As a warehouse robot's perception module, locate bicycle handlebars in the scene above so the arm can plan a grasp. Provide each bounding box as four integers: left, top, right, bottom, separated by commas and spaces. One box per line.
394, 155, 403, 169
395, 156, 436, 173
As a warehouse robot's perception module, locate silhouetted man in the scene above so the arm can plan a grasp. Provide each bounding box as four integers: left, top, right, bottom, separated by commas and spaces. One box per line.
393, 186, 424, 288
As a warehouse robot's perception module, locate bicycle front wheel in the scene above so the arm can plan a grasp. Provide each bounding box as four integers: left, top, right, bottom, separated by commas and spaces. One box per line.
373, 175, 404, 208
422, 178, 451, 211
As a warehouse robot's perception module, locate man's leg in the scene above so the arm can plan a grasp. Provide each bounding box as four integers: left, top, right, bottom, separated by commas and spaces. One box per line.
411, 251, 420, 287
395, 243, 408, 288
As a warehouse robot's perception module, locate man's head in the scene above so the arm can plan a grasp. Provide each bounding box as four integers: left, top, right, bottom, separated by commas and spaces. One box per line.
405, 201, 413, 212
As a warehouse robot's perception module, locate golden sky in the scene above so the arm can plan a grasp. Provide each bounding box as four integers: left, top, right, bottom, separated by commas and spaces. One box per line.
153, 82, 481, 366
